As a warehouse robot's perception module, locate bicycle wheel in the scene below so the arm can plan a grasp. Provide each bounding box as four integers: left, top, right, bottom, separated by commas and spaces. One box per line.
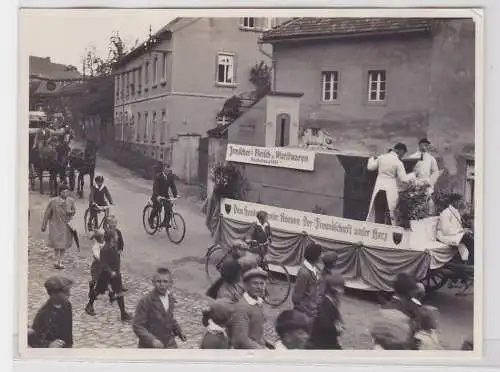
263, 263, 292, 307
142, 204, 159, 235
205, 245, 231, 284
166, 212, 186, 244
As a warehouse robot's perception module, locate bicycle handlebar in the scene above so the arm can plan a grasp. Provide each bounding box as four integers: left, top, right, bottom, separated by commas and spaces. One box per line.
157, 196, 180, 202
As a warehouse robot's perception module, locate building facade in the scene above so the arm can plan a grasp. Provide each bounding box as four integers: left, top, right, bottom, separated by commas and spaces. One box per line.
260, 18, 476, 203
112, 17, 286, 181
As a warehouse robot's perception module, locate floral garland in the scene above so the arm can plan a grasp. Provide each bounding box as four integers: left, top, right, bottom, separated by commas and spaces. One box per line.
212, 162, 249, 200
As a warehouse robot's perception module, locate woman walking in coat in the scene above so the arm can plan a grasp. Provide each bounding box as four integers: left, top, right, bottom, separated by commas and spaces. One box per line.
41, 184, 76, 269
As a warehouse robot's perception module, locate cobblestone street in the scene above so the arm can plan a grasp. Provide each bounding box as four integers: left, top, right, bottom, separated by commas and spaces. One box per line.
26, 156, 473, 350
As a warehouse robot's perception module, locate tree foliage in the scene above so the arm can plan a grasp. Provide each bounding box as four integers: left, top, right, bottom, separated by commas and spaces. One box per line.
216, 61, 272, 126
249, 61, 272, 100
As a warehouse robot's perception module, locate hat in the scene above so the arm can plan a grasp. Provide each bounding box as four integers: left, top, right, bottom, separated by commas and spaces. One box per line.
322, 251, 338, 266
393, 273, 418, 296
219, 260, 242, 283
393, 143, 408, 153
209, 298, 234, 325
370, 309, 411, 348
58, 184, 69, 193
325, 272, 345, 289
44, 276, 73, 294
242, 266, 268, 281
418, 138, 431, 145
275, 310, 309, 336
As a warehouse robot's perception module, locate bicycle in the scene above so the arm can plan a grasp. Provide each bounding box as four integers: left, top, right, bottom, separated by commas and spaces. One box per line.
142, 196, 186, 244
84, 204, 111, 233
205, 240, 292, 307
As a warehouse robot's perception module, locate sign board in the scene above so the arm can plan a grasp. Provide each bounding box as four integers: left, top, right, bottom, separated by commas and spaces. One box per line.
221, 198, 410, 250
226, 144, 315, 171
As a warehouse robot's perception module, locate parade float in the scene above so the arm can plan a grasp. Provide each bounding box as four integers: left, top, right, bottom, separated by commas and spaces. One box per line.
204, 92, 472, 293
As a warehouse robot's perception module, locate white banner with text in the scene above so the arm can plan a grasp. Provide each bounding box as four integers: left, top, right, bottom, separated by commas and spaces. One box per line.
225, 144, 316, 171
221, 198, 410, 250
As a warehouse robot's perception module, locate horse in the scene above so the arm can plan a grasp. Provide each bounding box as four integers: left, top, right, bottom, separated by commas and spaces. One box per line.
68, 140, 97, 198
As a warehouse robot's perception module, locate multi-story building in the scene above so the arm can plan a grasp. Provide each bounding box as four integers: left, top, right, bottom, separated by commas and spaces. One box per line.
258, 17, 476, 204
112, 17, 286, 181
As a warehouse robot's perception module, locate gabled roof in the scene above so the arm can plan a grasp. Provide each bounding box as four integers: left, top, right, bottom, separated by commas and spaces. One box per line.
261, 17, 433, 43
113, 18, 183, 68
29, 56, 81, 81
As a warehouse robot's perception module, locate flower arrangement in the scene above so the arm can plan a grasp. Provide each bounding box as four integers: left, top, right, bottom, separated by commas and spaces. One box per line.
212, 162, 249, 200
396, 183, 431, 228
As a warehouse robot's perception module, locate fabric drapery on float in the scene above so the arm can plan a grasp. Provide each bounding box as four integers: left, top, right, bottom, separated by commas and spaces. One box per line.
204, 194, 455, 292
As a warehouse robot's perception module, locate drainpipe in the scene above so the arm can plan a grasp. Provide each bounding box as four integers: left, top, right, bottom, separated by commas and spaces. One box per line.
258, 42, 276, 91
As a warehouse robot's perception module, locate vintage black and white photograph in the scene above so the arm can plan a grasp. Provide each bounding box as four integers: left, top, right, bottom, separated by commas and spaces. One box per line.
18, 8, 481, 358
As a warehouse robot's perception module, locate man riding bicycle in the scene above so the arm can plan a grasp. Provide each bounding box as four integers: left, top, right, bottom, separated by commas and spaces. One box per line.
149, 163, 178, 229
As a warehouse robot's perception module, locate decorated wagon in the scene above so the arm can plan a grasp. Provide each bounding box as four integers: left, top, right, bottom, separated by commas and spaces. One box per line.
204, 144, 473, 300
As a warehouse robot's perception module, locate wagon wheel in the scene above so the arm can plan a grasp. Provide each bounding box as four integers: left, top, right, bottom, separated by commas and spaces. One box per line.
423, 269, 448, 293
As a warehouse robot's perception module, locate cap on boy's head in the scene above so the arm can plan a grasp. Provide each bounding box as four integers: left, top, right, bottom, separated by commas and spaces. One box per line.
393, 273, 418, 296
322, 251, 338, 267
209, 298, 233, 325
44, 276, 73, 295
304, 243, 323, 263
418, 138, 431, 145
58, 184, 69, 194
275, 310, 309, 337
242, 266, 268, 281
94, 175, 104, 183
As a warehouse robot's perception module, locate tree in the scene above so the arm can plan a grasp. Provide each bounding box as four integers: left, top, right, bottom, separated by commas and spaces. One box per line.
249, 61, 272, 100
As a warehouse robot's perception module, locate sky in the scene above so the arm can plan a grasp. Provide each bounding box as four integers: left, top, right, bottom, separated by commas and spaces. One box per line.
21, 9, 174, 72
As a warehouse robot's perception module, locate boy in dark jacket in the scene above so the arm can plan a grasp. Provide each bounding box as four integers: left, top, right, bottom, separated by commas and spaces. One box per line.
28, 276, 73, 348
133, 267, 187, 348
85, 230, 132, 321
292, 243, 323, 322
88, 175, 113, 230
309, 272, 345, 349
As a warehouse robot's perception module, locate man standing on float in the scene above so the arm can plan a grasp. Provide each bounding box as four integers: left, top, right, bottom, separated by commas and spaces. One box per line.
366, 143, 414, 226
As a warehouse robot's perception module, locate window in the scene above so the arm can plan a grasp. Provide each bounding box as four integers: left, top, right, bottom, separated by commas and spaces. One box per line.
120, 74, 124, 98
137, 67, 142, 93
152, 111, 157, 142
266, 18, 279, 29
275, 113, 290, 147
321, 71, 339, 101
368, 70, 386, 102
136, 112, 141, 141
216, 115, 230, 127
130, 71, 135, 96
124, 73, 129, 98
130, 114, 134, 141
160, 110, 167, 143
116, 76, 120, 97
145, 62, 149, 86
241, 17, 256, 28
216, 54, 235, 85
162, 54, 167, 80
144, 112, 148, 141
153, 58, 158, 84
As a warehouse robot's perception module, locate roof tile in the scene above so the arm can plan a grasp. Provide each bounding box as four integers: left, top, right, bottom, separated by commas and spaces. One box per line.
262, 17, 433, 41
